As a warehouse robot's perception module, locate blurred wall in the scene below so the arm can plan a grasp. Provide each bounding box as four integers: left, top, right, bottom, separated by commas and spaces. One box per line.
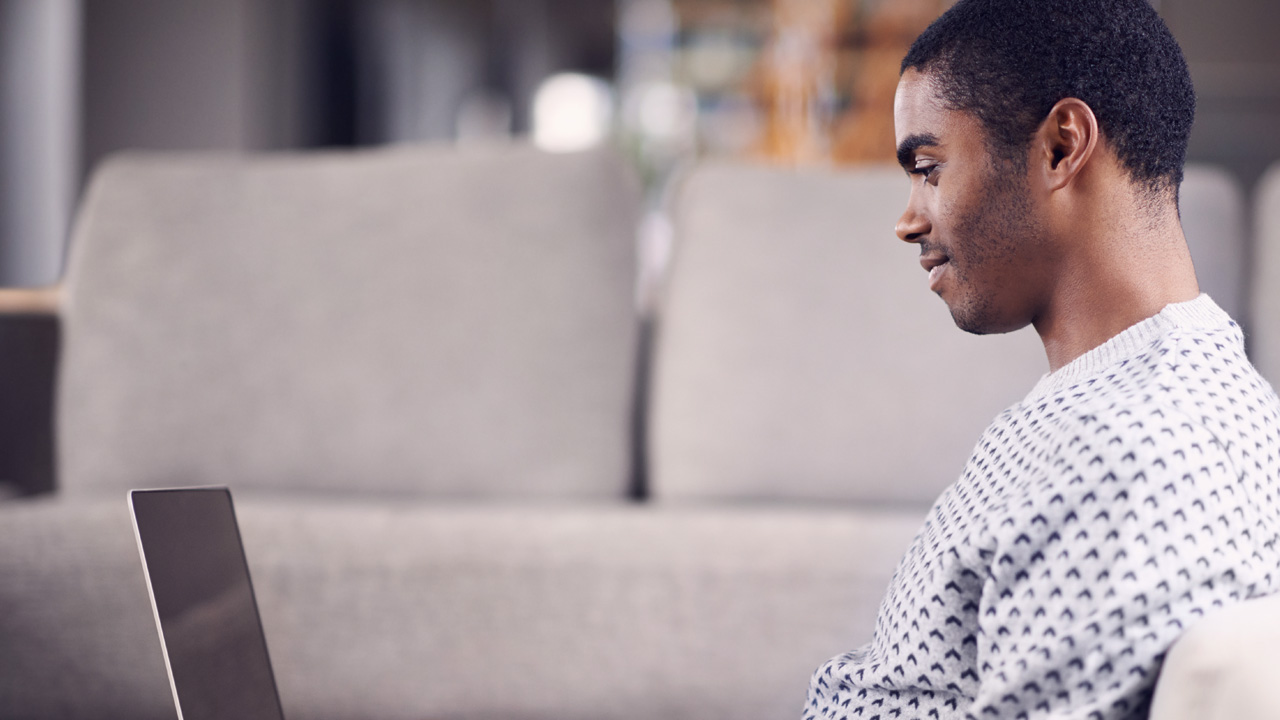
1164, 0, 1280, 189
82, 0, 320, 170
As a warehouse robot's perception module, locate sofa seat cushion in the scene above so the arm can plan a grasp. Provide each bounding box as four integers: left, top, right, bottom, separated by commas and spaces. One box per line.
0, 496, 924, 720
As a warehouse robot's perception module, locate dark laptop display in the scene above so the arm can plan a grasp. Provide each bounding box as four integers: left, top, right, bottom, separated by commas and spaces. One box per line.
130, 487, 285, 720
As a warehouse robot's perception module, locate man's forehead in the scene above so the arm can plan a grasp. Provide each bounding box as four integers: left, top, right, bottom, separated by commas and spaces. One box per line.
893, 69, 950, 147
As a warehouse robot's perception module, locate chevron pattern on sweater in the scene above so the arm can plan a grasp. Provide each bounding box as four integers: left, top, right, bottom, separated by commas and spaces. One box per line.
805, 296, 1280, 720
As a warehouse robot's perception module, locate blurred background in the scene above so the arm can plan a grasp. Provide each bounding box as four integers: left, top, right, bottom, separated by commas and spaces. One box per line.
2, 0, 1279, 496
6, 0, 1279, 288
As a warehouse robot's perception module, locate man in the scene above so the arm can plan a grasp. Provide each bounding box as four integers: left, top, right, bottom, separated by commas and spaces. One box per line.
805, 1, 1280, 718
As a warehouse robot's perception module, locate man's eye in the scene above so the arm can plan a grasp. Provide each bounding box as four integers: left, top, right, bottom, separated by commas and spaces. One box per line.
911, 164, 938, 180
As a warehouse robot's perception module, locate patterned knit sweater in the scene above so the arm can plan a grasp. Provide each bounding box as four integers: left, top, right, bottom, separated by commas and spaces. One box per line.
805, 295, 1280, 720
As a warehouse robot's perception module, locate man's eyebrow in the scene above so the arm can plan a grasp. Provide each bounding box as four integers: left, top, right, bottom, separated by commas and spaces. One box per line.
896, 133, 941, 169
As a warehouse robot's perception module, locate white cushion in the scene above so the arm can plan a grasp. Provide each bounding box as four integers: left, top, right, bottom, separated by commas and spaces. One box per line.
1149, 593, 1280, 720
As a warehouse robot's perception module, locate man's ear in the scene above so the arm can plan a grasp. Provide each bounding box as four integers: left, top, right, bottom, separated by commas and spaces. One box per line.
1035, 98, 1099, 192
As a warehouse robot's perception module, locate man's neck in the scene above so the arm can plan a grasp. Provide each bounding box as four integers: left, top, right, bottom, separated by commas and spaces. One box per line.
1032, 206, 1201, 373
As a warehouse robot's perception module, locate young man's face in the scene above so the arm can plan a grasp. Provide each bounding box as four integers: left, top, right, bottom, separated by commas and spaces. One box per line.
892, 69, 1053, 335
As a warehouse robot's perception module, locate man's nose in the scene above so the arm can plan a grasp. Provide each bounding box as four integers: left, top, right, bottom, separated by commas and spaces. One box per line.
895, 199, 930, 244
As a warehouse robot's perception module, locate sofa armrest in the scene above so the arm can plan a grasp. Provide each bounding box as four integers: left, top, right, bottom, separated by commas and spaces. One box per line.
1149, 592, 1280, 720
0, 286, 61, 316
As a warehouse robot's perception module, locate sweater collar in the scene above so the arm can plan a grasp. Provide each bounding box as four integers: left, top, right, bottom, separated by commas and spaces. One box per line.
1025, 294, 1233, 401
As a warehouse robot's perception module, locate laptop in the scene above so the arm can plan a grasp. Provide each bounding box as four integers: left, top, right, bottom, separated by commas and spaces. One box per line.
129, 487, 286, 720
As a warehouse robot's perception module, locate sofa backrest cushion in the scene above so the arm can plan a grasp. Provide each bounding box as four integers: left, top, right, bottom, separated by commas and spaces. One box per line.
58, 144, 641, 498
648, 162, 1047, 506
1179, 165, 1248, 322
1252, 163, 1280, 386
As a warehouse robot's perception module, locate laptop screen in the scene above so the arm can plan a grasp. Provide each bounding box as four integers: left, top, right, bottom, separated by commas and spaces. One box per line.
130, 488, 285, 720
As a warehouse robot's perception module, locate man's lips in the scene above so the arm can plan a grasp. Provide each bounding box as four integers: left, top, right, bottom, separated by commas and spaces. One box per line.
920, 253, 950, 290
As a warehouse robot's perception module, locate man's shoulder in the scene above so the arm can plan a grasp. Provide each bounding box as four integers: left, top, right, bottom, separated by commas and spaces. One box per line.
965, 311, 1280, 532
1033, 320, 1274, 434
1000, 331, 1265, 505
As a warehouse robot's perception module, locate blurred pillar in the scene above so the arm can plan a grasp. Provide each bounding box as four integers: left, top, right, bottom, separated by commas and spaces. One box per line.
355, 0, 487, 143
493, 0, 555, 135
354, 0, 612, 144
0, 0, 81, 287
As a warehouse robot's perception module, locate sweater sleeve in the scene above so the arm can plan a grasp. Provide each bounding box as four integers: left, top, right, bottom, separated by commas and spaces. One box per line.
964, 405, 1267, 720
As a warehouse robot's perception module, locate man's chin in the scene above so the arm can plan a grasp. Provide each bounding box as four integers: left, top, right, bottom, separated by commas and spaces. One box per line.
950, 309, 994, 335
947, 301, 1029, 336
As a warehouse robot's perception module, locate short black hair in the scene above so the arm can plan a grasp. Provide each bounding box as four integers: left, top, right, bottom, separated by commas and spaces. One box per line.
901, 0, 1195, 195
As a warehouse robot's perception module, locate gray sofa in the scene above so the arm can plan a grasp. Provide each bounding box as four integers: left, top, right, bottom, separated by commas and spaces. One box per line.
0, 143, 1273, 720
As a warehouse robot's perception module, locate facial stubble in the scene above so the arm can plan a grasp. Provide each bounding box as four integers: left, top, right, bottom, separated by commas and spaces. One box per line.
944, 158, 1044, 335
